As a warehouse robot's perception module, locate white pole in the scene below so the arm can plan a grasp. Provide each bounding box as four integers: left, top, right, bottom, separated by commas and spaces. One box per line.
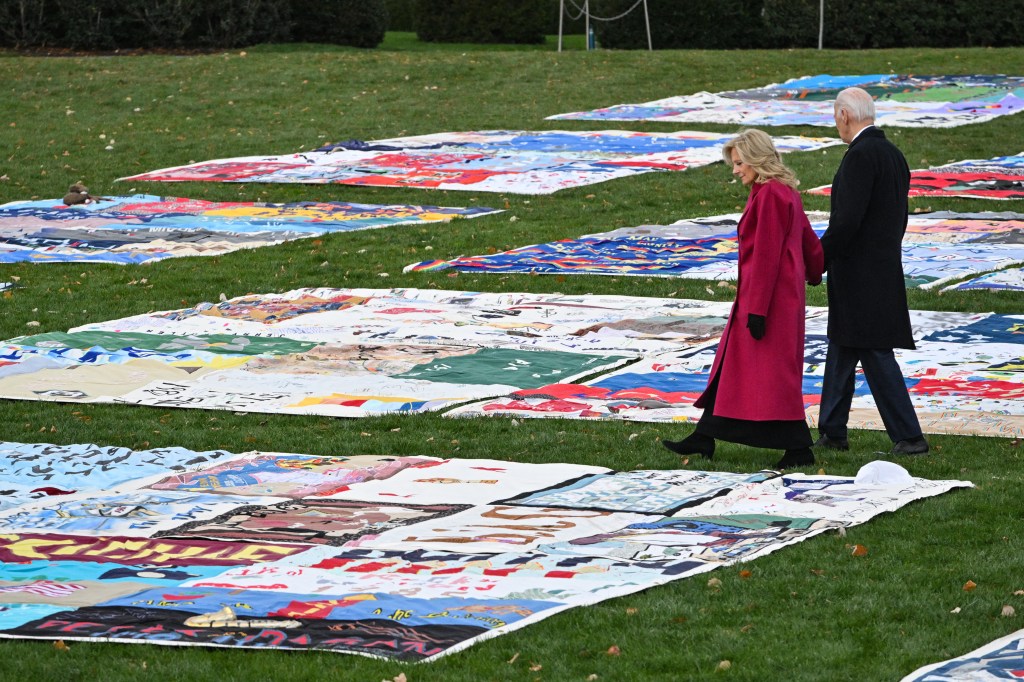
558, 0, 565, 52
643, 0, 652, 51
818, 0, 824, 50
585, 0, 591, 51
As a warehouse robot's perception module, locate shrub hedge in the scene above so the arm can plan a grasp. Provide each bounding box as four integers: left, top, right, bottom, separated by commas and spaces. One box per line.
1, 0, 1021, 50
290, 0, 386, 48
594, 0, 1024, 49
413, 0, 549, 44
0, 0, 385, 50
591, 0, 763, 50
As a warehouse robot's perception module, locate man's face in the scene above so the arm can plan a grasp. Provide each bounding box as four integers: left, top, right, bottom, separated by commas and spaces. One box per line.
833, 105, 852, 143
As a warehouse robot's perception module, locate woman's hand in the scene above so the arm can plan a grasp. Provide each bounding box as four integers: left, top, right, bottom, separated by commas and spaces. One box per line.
747, 314, 766, 340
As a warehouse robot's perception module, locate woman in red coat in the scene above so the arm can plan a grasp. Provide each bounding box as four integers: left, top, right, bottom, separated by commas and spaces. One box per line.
663, 128, 824, 469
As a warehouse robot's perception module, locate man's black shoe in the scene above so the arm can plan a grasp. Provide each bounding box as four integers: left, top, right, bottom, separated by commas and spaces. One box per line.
812, 435, 849, 451
891, 437, 929, 456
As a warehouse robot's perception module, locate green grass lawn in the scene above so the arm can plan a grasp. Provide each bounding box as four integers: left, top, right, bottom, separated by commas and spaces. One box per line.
0, 35, 1022, 681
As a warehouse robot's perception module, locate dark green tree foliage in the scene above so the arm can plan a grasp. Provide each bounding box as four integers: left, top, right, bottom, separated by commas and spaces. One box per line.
0, 0, 53, 48
414, 0, 548, 44
762, 0, 964, 48
190, 0, 292, 48
384, 0, 415, 31
50, 0, 137, 50
547, 0, 586, 35
592, 0, 766, 49
596, 0, 1024, 49
290, 0, 386, 47
123, 0, 205, 49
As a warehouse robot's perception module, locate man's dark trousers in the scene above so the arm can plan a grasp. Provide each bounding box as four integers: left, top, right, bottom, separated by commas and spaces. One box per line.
817, 342, 923, 442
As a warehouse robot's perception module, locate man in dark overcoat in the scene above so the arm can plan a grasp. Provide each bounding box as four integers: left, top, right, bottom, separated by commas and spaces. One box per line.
815, 87, 929, 456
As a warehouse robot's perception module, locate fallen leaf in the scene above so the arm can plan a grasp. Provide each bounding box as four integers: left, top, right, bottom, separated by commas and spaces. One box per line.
606, 645, 621, 656
810, 569, 826, 576
740, 623, 754, 633
53, 640, 69, 651
707, 577, 723, 590
628, 433, 639, 441
950, 606, 961, 614
529, 662, 542, 672
717, 660, 732, 671
851, 544, 868, 557
1014, 590, 1024, 596
964, 580, 978, 592
1002, 605, 1016, 617
738, 570, 752, 579
25, 320, 40, 327
587, 676, 599, 681
625, 607, 638, 615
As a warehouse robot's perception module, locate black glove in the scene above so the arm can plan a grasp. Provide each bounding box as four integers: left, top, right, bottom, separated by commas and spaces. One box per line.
747, 313, 766, 340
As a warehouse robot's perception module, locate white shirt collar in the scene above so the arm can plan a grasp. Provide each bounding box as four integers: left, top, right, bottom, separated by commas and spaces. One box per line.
850, 124, 875, 143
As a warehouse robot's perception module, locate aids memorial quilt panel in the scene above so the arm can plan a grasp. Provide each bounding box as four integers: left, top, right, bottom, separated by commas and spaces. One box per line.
548, 74, 1024, 128
809, 154, 1024, 200
449, 308, 1024, 438
0, 440, 971, 660
0, 195, 500, 265
899, 626, 1024, 681
0, 441, 235, 513
406, 212, 1024, 289
0, 288, 732, 417
120, 130, 841, 195
943, 266, 1024, 291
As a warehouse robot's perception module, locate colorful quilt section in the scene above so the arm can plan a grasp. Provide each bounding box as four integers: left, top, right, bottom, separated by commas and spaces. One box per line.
0, 194, 500, 265
0, 288, 734, 418
899, 627, 1024, 681
120, 130, 841, 194
808, 154, 1024, 200
0, 441, 971, 660
448, 308, 1024, 438
406, 212, 1024, 290
548, 74, 1024, 128
1, 288, 1019, 436
943, 266, 1024, 291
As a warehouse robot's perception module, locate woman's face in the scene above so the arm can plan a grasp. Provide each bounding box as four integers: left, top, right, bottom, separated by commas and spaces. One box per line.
730, 148, 757, 186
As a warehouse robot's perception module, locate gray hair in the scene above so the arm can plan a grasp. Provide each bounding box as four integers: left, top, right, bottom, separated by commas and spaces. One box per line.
834, 87, 876, 123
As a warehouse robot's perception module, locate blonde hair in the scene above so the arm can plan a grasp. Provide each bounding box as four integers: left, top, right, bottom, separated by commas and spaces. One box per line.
722, 128, 799, 190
